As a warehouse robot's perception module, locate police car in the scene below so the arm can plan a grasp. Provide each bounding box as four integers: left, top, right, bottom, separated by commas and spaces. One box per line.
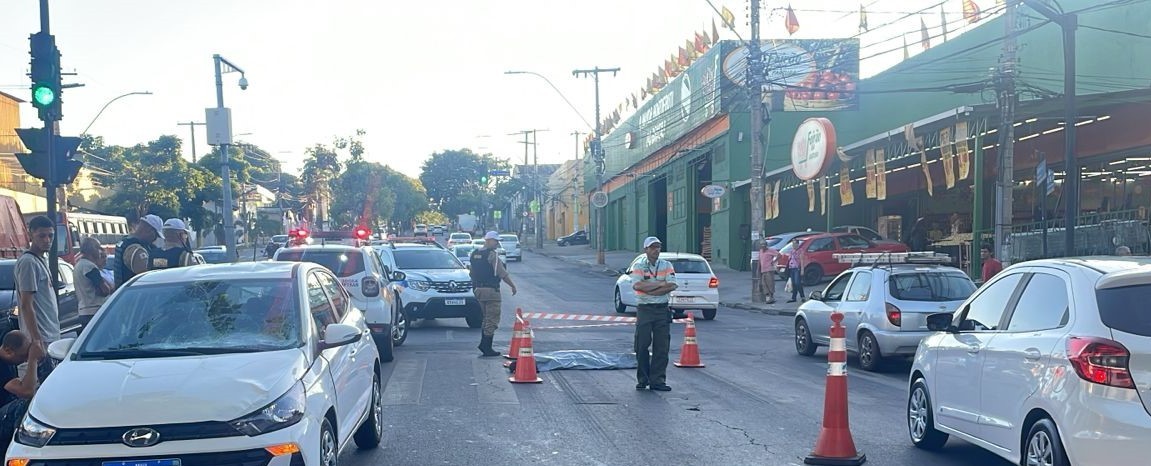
273, 244, 405, 361
375, 242, 484, 329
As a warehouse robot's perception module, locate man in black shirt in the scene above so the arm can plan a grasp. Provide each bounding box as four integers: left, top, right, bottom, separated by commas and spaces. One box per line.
0, 330, 42, 451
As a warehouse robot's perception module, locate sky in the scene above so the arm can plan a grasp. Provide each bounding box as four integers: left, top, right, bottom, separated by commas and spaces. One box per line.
1, 0, 997, 179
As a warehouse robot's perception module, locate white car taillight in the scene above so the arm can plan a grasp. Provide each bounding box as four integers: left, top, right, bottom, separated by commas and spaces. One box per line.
1067, 336, 1135, 389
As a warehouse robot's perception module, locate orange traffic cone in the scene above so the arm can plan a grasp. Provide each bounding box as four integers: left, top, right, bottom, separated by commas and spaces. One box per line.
508, 321, 543, 383
505, 308, 526, 361
673, 312, 705, 368
804, 311, 866, 465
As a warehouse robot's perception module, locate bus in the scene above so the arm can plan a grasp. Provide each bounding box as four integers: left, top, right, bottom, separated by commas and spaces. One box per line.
24, 211, 130, 264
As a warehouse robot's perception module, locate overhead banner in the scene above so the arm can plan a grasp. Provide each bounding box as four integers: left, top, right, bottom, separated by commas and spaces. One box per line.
722, 39, 860, 112
955, 121, 971, 180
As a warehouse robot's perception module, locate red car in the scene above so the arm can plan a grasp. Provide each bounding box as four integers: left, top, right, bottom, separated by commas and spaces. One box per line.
777, 233, 909, 286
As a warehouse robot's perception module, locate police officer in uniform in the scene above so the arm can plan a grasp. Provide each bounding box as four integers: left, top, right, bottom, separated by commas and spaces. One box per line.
469, 231, 517, 357
114, 214, 163, 287
151, 219, 203, 269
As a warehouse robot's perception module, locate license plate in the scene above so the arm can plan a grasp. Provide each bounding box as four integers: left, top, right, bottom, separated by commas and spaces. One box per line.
445, 299, 465, 306
103, 460, 181, 466
674, 296, 697, 304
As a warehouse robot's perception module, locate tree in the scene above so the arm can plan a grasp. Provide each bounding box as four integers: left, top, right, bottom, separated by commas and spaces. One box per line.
95, 136, 218, 227
415, 210, 448, 226
333, 129, 367, 162
300, 144, 341, 227
419, 149, 505, 218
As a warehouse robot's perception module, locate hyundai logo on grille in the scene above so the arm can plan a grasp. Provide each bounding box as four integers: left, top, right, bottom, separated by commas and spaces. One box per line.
122, 427, 161, 447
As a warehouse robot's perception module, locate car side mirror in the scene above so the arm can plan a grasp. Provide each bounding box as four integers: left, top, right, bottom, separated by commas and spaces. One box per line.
618, 268, 630, 275
48, 338, 75, 361
319, 323, 362, 351
391, 271, 406, 282
926, 312, 956, 332
808, 290, 823, 301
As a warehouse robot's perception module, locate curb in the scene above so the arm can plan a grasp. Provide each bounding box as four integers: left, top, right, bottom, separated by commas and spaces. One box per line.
722, 302, 798, 317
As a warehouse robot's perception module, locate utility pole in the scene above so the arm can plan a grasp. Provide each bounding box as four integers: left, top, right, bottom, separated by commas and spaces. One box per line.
510, 129, 548, 242
571, 131, 584, 160
177, 121, 205, 162
533, 130, 543, 249
748, 0, 769, 302
573, 66, 619, 265
572, 130, 584, 232
993, 0, 1019, 264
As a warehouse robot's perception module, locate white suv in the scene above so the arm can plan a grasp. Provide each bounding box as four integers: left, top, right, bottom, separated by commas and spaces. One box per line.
10, 262, 384, 465
375, 243, 484, 328
499, 234, 522, 262
908, 256, 1151, 466
274, 244, 404, 361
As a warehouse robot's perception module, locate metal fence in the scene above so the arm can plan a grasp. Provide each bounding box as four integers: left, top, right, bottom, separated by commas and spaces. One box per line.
1006, 210, 1150, 261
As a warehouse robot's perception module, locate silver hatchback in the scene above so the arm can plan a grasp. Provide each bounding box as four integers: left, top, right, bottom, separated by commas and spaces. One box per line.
794, 262, 976, 371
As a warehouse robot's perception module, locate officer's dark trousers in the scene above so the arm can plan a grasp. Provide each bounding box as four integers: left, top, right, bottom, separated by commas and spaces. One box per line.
634, 303, 671, 386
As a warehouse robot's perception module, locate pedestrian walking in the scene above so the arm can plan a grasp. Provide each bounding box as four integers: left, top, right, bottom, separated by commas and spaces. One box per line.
759, 242, 779, 304
73, 237, 114, 334
114, 214, 163, 287
980, 245, 1003, 284
469, 231, 517, 357
14, 215, 59, 379
0, 330, 43, 454
786, 238, 806, 303
151, 219, 202, 269
630, 236, 677, 392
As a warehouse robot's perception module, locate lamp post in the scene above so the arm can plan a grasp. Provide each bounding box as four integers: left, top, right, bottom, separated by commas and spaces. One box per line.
211, 54, 248, 262
81, 91, 153, 135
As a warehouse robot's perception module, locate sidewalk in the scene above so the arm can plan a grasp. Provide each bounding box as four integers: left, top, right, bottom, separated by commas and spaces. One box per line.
525, 244, 800, 317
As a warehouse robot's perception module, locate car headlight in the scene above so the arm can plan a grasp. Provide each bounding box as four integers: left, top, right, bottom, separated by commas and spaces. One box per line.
407, 280, 432, 292
229, 382, 305, 436
16, 415, 56, 447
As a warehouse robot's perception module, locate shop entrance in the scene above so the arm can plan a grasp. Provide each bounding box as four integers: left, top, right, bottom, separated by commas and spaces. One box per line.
689, 160, 713, 256
649, 176, 668, 243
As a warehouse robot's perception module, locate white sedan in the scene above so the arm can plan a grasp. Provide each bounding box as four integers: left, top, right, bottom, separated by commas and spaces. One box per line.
613, 252, 720, 320
9, 262, 384, 465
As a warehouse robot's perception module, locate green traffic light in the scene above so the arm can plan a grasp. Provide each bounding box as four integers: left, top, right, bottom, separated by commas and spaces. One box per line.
32, 84, 55, 107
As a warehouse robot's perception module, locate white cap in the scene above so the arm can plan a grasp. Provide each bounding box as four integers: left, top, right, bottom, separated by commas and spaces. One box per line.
163, 218, 189, 232
643, 236, 662, 249
139, 214, 164, 235
484, 231, 500, 241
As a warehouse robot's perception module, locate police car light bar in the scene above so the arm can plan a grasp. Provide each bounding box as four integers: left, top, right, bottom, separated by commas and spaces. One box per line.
833, 251, 952, 265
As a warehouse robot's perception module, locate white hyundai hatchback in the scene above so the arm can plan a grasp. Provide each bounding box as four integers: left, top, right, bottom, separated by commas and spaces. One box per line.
6, 262, 384, 465
908, 257, 1151, 466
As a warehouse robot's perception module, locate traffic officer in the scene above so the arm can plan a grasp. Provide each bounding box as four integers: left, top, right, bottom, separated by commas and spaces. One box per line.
114, 214, 163, 287
630, 236, 677, 391
469, 231, 517, 357
151, 219, 202, 269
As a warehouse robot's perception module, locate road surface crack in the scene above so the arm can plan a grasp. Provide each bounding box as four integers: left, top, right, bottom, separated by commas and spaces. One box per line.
692, 410, 774, 454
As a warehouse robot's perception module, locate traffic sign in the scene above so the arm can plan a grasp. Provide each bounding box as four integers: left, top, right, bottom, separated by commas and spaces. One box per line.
493, 210, 502, 219
590, 191, 608, 208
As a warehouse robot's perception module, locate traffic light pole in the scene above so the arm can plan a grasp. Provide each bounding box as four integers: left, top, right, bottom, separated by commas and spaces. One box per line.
39, 0, 60, 285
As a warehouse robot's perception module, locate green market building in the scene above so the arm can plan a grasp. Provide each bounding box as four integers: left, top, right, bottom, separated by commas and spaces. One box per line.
584, 0, 1151, 277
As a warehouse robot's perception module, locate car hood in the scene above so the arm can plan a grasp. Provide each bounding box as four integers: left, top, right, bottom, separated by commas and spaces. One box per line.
404, 268, 471, 282
32, 348, 308, 428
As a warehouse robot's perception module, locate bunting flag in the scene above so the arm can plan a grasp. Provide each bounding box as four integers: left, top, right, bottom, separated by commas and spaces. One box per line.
839, 166, 854, 206
940, 126, 956, 189
677, 46, 690, 67
771, 181, 781, 219
720, 6, 736, 29
917, 136, 933, 197
807, 180, 815, 212
956, 121, 972, 180
940, 5, 949, 42
644, 78, 652, 96
876, 148, 887, 200
785, 5, 800, 35
920, 17, 931, 49
903, 34, 910, 59
654, 69, 666, 89
686, 39, 699, 59
631, 94, 638, 108
764, 186, 773, 220
819, 176, 827, 215
865, 149, 876, 199
859, 4, 869, 32
711, 19, 721, 43
694, 32, 709, 54
963, 0, 983, 24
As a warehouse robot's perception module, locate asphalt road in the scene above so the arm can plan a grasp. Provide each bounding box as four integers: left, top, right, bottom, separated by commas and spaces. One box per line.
343, 250, 1013, 466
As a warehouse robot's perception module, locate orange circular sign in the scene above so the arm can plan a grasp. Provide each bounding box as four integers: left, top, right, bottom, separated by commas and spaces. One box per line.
791, 118, 837, 181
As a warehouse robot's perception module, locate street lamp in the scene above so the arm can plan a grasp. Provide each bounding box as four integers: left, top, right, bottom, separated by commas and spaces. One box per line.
81, 91, 152, 135
212, 54, 248, 262
503, 71, 594, 131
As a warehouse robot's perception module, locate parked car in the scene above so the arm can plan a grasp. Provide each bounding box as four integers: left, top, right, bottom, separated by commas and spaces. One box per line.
907, 256, 1151, 466
274, 244, 405, 358
0, 259, 80, 336
194, 248, 229, 264
431, 225, 445, 235
499, 234, 522, 262
8, 262, 384, 465
448, 232, 473, 247
557, 230, 589, 246
778, 233, 910, 286
469, 239, 507, 263
374, 243, 484, 328
270, 234, 289, 246
830, 225, 904, 246
414, 224, 428, 237
794, 257, 976, 371
764, 231, 823, 250
614, 252, 720, 320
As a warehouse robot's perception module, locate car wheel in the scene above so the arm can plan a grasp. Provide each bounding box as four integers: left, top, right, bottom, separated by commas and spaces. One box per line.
701, 309, 717, 320
392, 301, 408, 347
319, 417, 338, 466
794, 317, 817, 356
858, 330, 883, 372
802, 264, 823, 286
465, 310, 483, 329
614, 289, 628, 313
374, 331, 394, 363
1024, 419, 1070, 466
908, 378, 949, 450
558, 240, 567, 246
353, 372, 383, 449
